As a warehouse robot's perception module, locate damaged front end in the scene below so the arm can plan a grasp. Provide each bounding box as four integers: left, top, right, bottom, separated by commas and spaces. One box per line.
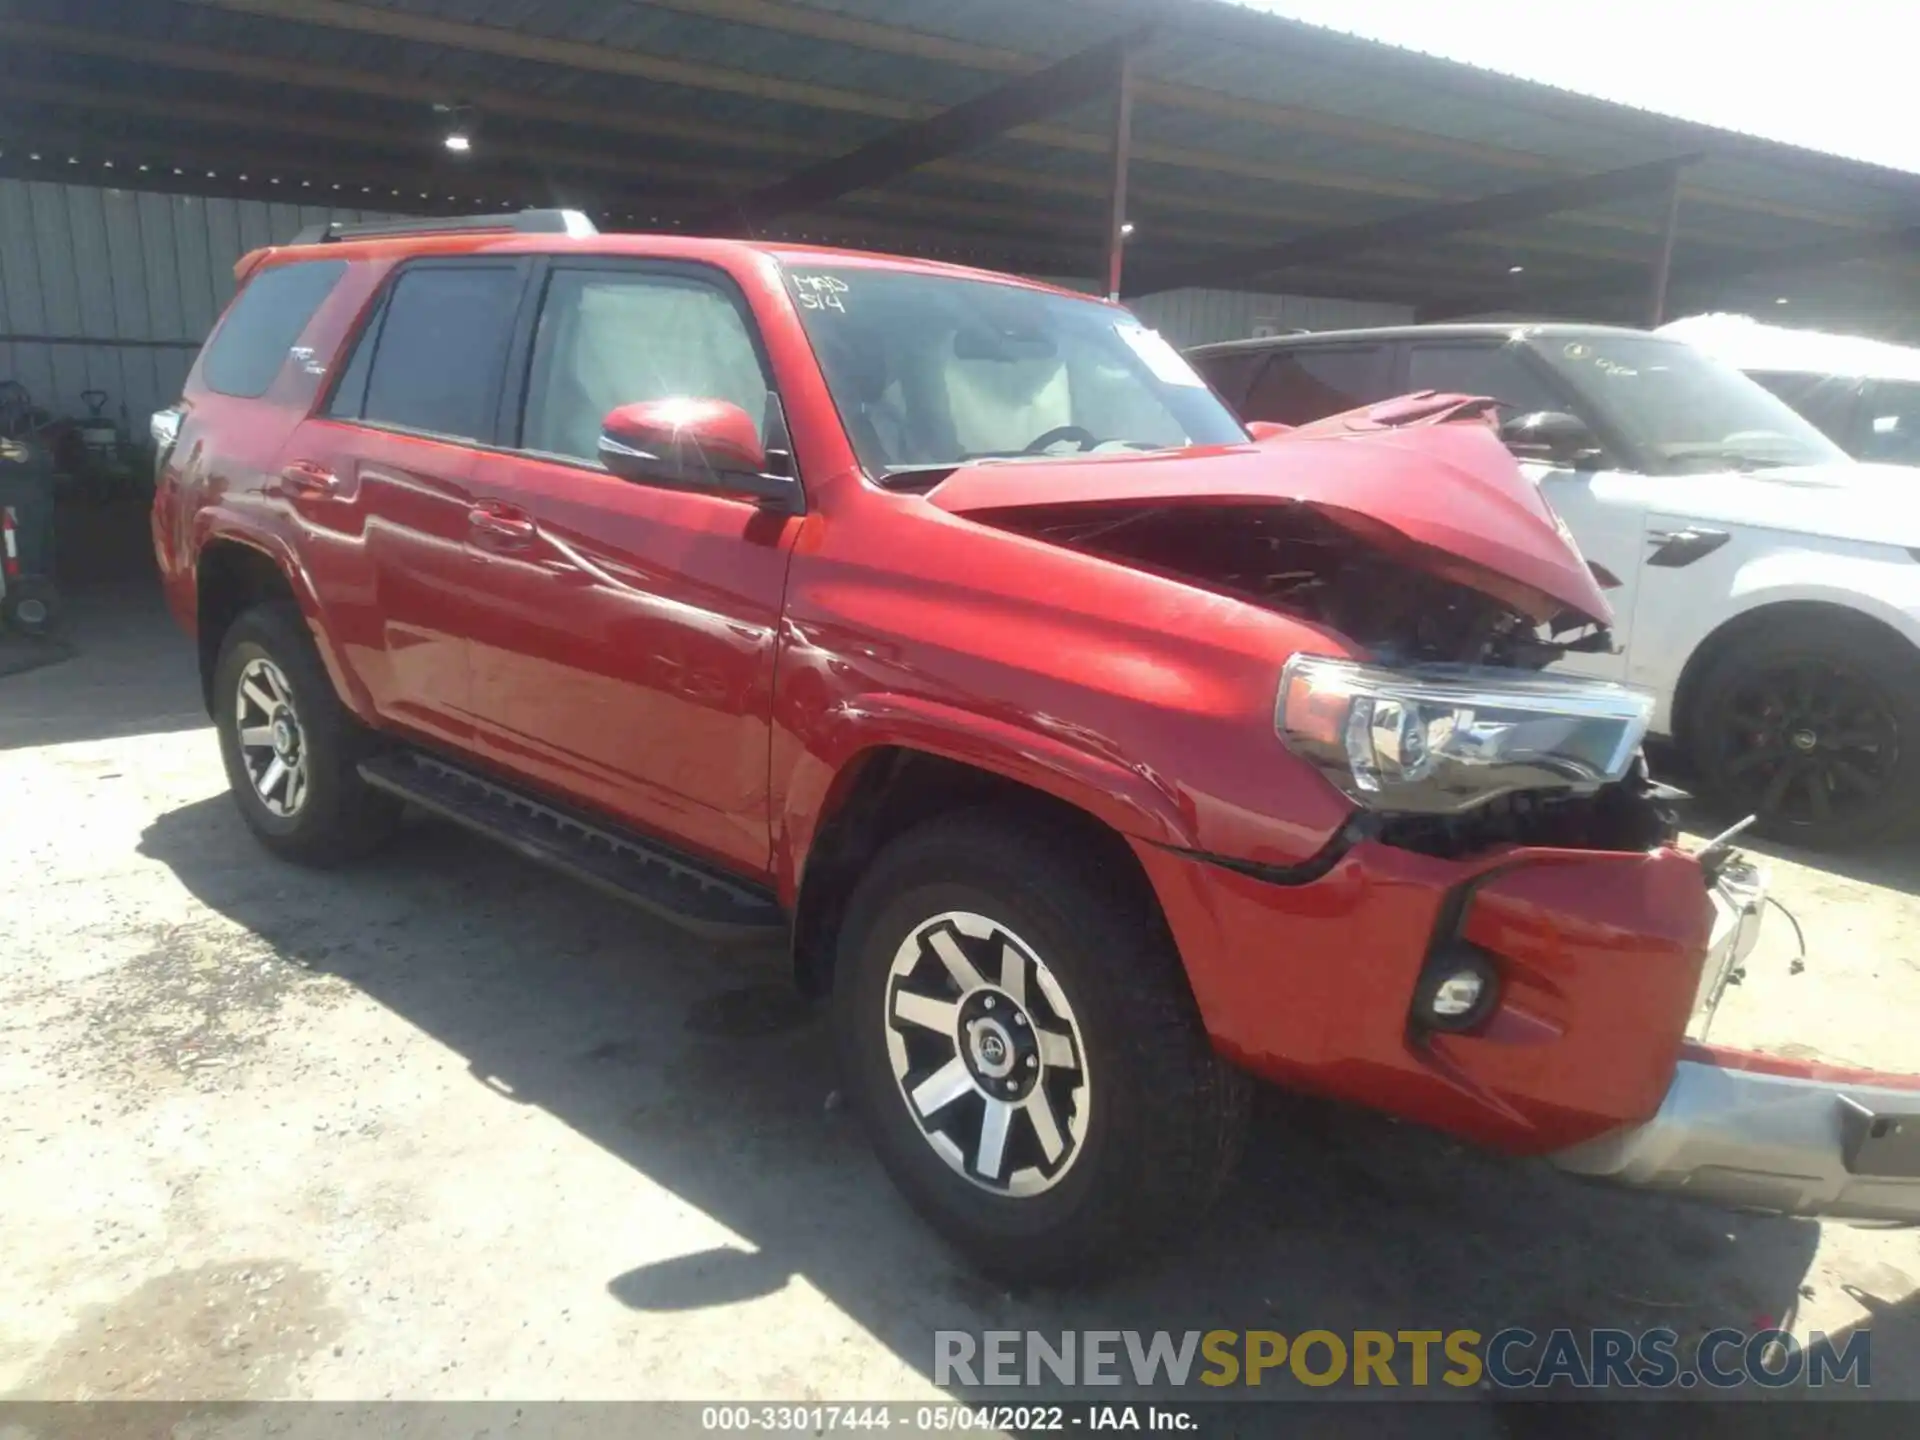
937, 402, 1920, 1224
929, 396, 1670, 857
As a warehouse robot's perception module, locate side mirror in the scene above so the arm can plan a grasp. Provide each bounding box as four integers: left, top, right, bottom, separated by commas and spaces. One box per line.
1498, 410, 1603, 469
598, 399, 799, 510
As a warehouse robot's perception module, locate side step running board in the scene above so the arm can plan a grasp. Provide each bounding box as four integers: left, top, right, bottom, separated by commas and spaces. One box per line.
358, 751, 786, 941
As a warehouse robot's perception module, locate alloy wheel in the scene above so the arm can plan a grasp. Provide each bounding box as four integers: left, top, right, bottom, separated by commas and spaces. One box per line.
1711, 658, 1898, 829
883, 910, 1090, 1197
235, 656, 310, 818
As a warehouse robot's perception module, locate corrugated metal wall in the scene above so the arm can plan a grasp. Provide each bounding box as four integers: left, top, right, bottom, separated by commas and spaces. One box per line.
0, 181, 1411, 438
1126, 288, 1412, 347
0, 181, 388, 436
1042, 276, 1410, 346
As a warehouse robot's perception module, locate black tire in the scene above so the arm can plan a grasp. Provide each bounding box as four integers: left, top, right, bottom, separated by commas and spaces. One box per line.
2, 575, 59, 636
1687, 614, 1920, 848
213, 602, 400, 865
833, 808, 1249, 1284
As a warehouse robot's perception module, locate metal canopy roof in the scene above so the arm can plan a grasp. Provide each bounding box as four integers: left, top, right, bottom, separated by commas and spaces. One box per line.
3, 0, 1916, 337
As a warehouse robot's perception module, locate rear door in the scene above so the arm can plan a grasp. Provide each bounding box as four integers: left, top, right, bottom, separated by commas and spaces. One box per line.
1401, 338, 1649, 682
283, 259, 528, 747
463, 258, 801, 876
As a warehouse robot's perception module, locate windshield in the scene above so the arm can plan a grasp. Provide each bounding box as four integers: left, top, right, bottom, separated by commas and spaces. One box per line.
1531, 334, 1847, 473
783, 265, 1246, 478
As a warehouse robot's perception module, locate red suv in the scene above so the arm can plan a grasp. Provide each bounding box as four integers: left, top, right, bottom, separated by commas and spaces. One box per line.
152, 212, 1920, 1279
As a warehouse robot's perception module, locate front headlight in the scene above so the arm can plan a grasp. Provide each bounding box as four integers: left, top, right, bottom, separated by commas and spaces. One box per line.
1277, 655, 1653, 815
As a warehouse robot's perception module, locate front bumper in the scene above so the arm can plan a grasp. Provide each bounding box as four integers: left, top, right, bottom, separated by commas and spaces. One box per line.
1134, 835, 1730, 1155
1553, 1053, 1920, 1223
1555, 857, 1920, 1225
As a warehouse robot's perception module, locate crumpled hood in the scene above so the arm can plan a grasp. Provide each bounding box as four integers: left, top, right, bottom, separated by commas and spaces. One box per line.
926, 407, 1614, 626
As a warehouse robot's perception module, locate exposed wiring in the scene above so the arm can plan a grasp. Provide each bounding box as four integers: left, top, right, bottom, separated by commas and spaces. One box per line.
1767, 893, 1808, 975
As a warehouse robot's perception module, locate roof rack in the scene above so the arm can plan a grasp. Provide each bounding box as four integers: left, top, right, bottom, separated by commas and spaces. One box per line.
286, 209, 599, 246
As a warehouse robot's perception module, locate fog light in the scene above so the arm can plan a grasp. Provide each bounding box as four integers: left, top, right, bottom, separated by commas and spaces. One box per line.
1430, 971, 1485, 1018
1412, 947, 1499, 1032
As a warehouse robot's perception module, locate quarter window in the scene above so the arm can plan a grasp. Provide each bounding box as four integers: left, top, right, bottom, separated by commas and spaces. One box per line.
200, 259, 346, 398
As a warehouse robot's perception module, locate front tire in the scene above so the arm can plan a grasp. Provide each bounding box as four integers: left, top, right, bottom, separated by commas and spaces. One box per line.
1687, 615, 1920, 847
833, 809, 1248, 1283
213, 602, 400, 865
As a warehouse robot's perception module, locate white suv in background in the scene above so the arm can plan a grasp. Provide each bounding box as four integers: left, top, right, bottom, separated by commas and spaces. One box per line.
1660, 312, 1920, 467
1190, 322, 1920, 847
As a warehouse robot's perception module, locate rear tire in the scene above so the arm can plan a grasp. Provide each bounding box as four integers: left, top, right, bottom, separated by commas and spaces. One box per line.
213, 602, 400, 865
1687, 616, 1920, 847
833, 808, 1248, 1283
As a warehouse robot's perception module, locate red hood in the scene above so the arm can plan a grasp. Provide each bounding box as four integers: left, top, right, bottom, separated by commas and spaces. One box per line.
926, 400, 1612, 627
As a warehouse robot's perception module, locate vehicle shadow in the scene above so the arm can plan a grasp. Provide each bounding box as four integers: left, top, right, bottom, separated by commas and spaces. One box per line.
140, 796, 1850, 1424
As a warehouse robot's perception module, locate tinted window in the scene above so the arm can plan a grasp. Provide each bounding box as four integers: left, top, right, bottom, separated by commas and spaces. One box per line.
1749, 371, 1859, 444
1407, 342, 1565, 417
201, 259, 346, 398
1859, 380, 1920, 466
358, 265, 521, 441
522, 269, 771, 463
1190, 350, 1266, 411
324, 295, 381, 420
1241, 346, 1385, 424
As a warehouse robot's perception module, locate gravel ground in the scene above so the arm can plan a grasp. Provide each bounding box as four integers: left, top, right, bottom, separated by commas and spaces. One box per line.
1, 585, 1915, 1431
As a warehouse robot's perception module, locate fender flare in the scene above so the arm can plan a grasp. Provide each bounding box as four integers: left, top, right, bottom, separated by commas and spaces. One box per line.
192, 515, 380, 725
776, 691, 1197, 903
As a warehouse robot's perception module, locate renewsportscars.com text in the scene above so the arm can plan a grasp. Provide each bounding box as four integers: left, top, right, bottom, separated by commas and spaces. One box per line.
934, 1327, 1871, 1391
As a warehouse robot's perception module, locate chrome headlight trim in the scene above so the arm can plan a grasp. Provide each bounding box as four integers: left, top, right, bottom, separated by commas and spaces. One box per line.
1277, 655, 1654, 815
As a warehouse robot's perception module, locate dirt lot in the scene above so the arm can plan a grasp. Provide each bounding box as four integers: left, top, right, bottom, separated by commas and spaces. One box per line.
2, 583, 1916, 1426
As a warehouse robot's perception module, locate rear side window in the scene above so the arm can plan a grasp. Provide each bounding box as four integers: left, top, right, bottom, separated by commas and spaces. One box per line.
201, 259, 346, 398
344, 264, 522, 442
1242, 346, 1387, 424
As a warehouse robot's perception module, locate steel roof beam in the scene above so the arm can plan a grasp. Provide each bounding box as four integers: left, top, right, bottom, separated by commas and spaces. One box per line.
703, 26, 1152, 230
1127, 155, 1701, 297
1422, 227, 1920, 322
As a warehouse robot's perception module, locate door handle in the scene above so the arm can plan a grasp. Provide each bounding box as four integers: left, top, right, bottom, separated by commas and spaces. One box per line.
280, 460, 339, 497
467, 502, 537, 545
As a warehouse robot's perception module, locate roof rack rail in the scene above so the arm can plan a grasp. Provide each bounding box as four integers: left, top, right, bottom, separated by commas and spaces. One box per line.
286, 209, 598, 246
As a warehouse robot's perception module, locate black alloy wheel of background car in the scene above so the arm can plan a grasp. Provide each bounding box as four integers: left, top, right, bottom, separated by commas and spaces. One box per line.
1690, 615, 1920, 847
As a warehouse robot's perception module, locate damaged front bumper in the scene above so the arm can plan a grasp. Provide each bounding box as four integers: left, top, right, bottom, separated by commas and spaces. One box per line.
1555, 858, 1920, 1224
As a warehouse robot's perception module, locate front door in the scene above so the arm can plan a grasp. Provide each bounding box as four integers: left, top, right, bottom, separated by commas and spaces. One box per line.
465, 261, 801, 876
